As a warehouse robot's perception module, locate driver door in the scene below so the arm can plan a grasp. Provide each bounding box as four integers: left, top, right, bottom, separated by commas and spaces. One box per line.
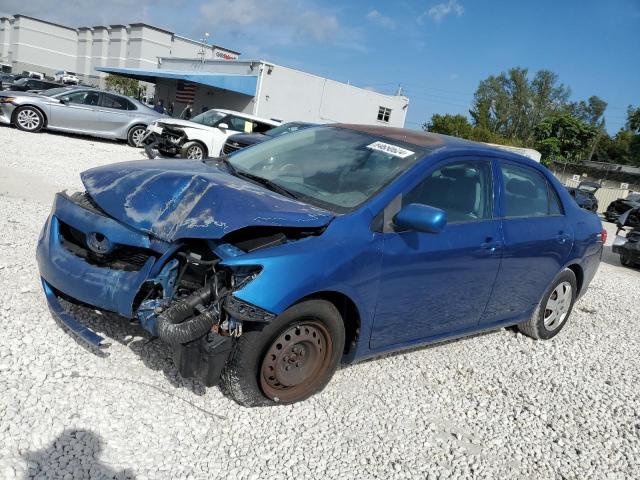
49, 90, 102, 132
370, 158, 503, 349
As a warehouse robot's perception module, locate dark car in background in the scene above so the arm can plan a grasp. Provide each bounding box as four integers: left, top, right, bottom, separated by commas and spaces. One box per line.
605, 192, 640, 226
566, 181, 599, 212
222, 121, 315, 155
2, 77, 63, 92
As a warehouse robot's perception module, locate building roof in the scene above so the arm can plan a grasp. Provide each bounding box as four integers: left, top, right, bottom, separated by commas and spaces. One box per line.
96, 66, 257, 96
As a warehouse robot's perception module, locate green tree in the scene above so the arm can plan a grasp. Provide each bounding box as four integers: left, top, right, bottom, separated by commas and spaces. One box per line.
534, 113, 597, 163
567, 96, 608, 161
469, 68, 570, 143
104, 74, 140, 98
423, 114, 473, 138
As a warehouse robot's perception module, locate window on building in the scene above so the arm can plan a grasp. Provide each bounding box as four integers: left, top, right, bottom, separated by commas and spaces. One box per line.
377, 106, 392, 123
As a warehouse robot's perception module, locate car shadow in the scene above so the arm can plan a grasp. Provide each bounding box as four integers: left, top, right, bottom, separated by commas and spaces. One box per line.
1, 122, 135, 148
20, 428, 135, 479
57, 299, 208, 396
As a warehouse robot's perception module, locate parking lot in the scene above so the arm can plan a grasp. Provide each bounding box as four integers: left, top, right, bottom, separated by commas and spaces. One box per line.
1, 126, 639, 479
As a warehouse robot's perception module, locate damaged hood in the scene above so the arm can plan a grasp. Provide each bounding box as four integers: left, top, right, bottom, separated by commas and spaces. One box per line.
80, 160, 334, 242
153, 118, 212, 131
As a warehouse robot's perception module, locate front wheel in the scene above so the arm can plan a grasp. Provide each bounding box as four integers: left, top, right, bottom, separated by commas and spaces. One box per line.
518, 268, 577, 340
181, 141, 206, 159
221, 299, 345, 406
14, 106, 44, 132
127, 125, 147, 147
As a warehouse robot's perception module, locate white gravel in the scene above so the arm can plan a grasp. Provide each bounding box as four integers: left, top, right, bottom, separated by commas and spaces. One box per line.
1, 125, 639, 479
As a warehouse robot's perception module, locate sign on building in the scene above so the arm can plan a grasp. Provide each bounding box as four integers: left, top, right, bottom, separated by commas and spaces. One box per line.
621, 183, 629, 190
572, 174, 581, 182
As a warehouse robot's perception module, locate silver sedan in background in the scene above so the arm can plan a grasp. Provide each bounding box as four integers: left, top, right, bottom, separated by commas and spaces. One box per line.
0, 87, 165, 146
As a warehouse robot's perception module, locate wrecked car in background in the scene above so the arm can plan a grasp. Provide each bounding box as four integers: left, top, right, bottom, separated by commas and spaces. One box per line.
566, 181, 599, 212
612, 207, 640, 268
605, 192, 640, 226
142, 108, 280, 160
37, 125, 604, 406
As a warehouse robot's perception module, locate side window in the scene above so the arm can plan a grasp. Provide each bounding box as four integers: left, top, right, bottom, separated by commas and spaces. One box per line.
227, 116, 252, 132
253, 121, 272, 133
501, 163, 562, 218
403, 160, 493, 223
101, 93, 128, 110
65, 90, 98, 105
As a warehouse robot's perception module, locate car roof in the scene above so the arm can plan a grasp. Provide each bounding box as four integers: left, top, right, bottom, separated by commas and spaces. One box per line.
212, 109, 280, 125
336, 123, 540, 167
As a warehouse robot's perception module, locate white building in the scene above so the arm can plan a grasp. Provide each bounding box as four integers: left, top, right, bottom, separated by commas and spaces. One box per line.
0, 14, 239, 86
101, 58, 410, 127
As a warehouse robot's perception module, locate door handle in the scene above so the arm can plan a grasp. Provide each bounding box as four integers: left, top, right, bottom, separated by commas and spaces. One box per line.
480, 239, 503, 252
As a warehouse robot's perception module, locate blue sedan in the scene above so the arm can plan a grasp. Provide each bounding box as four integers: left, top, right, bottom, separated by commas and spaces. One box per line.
36, 124, 604, 405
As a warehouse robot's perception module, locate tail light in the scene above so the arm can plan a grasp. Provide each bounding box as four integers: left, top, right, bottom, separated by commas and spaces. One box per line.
599, 228, 607, 244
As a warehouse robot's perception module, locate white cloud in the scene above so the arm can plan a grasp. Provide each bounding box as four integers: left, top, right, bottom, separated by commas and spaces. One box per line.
199, 0, 342, 44
365, 9, 396, 29
420, 0, 464, 23
0, 0, 179, 27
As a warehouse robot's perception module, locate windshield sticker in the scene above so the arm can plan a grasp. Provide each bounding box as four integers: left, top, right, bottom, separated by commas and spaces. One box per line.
366, 141, 414, 158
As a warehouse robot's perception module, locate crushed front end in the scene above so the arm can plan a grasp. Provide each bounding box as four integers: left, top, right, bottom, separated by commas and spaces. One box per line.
142, 122, 188, 158
36, 191, 274, 386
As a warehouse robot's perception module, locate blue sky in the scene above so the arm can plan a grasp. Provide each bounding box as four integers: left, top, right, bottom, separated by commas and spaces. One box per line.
3, 0, 639, 133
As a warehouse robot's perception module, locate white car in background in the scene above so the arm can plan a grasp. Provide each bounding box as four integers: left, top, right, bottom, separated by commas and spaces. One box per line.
54, 71, 79, 85
143, 108, 280, 159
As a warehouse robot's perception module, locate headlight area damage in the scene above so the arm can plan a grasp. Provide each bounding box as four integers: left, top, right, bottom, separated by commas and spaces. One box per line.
142, 123, 191, 159
37, 190, 326, 387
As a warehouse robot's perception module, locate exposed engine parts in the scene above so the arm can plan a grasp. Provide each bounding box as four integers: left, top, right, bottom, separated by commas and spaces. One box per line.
133, 245, 257, 386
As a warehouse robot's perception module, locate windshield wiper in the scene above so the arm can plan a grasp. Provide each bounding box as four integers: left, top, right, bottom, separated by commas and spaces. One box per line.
235, 171, 301, 200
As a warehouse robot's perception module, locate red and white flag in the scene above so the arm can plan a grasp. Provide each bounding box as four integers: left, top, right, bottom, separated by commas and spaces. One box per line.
175, 80, 197, 103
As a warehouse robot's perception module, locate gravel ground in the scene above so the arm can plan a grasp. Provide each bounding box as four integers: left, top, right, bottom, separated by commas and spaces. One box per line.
1, 125, 639, 479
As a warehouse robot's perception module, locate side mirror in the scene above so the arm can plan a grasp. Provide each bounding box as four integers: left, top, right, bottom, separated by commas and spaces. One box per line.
393, 203, 447, 234
218, 123, 229, 130
59, 96, 70, 104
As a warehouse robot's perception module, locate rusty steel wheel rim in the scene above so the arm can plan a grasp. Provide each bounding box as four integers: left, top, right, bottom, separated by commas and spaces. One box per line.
260, 320, 332, 403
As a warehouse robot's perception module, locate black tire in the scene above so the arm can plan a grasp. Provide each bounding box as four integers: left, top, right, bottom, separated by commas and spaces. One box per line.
127, 125, 147, 147
180, 141, 207, 159
13, 106, 44, 132
620, 252, 633, 267
518, 268, 577, 340
221, 299, 345, 407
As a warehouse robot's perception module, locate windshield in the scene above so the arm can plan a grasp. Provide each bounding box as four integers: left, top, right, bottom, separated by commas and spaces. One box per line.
224, 126, 426, 212
191, 110, 226, 127
13, 78, 29, 85
265, 122, 311, 137
627, 193, 640, 202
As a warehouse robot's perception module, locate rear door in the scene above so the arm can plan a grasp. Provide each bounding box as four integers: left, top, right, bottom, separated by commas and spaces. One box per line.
96, 93, 135, 136
49, 90, 102, 131
480, 160, 573, 325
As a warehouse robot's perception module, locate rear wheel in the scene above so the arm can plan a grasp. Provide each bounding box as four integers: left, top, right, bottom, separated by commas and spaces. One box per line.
518, 268, 577, 340
620, 252, 633, 267
127, 125, 147, 147
221, 299, 345, 406
14, 106, 44, 132
181, 141, 206, 160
